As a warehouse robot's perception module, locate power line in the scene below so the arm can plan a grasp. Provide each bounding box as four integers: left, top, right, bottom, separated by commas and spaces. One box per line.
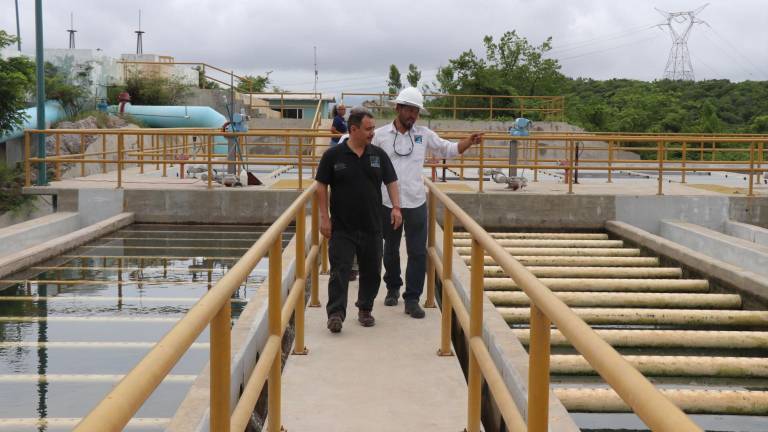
556, 33, 664, 62
548, 23, 658, 55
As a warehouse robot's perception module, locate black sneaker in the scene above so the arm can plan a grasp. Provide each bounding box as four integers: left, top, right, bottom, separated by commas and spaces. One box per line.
404, 301, 425, 319
384, 290, 399, 306
327, 313, 343, 333
358, 310, 376, 327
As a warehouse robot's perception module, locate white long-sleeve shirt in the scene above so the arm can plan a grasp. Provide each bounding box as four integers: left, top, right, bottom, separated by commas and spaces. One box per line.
373, 122, 459, 209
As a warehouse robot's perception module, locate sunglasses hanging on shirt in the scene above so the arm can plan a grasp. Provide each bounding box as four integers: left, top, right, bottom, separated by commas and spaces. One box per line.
393, 130, 415, 156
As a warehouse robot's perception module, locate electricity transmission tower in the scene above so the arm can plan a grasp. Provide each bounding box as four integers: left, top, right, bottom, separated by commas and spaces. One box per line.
67, 12, 76, 49
135, 9, 145, 55
656, 3, 708, 80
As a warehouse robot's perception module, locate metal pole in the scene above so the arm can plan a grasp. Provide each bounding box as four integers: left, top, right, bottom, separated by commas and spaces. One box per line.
657, 141, 664, 196
310, 193, 321, 307
439, 210, 454, 357
681, 142, 687, 184
567, 140, 574, 194
35, 0, 47, 186
533, 140, 539, 182
607, 140, 613, 183
293, 205, 308, 354
117, 134, 123, 189
478, 137, 485, 193
210, 299, 231, 432
528, 304, 551, 432
749, 142, 755, 197
425, 191, 436, 308
267, 237, 283, 432
15, 0, 22, 51
467, 238, 484, 432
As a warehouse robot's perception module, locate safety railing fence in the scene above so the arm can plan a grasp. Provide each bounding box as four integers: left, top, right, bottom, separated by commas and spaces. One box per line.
74, 182, 324, 432
341, 92, 565, 121
423, 178, 702, 432
23, 129, 768, 195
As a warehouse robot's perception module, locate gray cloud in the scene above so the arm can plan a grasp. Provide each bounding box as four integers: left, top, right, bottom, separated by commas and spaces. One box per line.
2, 0, 766, 97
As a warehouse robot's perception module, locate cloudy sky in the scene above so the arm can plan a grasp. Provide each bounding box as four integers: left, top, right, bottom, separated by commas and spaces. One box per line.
2, 0, 766, 98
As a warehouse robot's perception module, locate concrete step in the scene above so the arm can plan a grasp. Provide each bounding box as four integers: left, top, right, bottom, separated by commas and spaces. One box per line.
484, 277, 709, 292
550, 355, 768, 377
461, 255, 660, 267
483, 266, 682, 279
454, 238, 624, 248
455, 232, 610, 240
513, 329, 768, 349
499, 307, 768, 327
554, 387, 768, 415
487, 291, 741, 309
455, 247, 641, 257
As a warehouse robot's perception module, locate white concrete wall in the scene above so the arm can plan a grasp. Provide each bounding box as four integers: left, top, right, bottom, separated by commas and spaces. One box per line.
616, 196, 730, 234
724, 220, 768, 247
0, 212, 80, 257
660, 220, 768, 278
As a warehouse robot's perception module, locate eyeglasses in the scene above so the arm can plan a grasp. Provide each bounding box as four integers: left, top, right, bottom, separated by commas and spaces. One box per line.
393, 130, 414, 156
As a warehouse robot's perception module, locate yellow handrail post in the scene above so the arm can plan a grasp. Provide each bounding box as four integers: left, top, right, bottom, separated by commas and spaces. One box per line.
467, 238, 484, 432
24, 132, 31, 187
117, 134, 124, 189
162, 135, 168, 177
452, 95, 457, 120
267, 237, 283, 432
607, 140, 613, 183
298, 137, 304, 190
54, 133, 61, 179
139, 134, 145, 174
309, 192, 321, 307
210, 298, 232, 432
207, 137, 213, 190
478, 137, 485, 193
489, 96, 494, 120
749, 142, 755, 197
527, 303, 551, 432
293, 205, 309, 355
758, 142, 764, 185
681, 142, 687, 184
533, 140, 539, 182
438, 210, 454, 357
567, 140, 574, 194
425, 191, 437, 308
80, 134, 86, 177
657, 141, 664, 196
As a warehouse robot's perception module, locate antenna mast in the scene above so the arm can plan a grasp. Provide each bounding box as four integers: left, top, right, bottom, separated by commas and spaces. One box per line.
656, 3, 709, 80
135, 9, 145, 55
67, 12, 77, 49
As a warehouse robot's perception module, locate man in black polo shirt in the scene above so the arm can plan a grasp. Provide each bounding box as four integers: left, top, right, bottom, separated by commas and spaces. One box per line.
316, 107, 402, 333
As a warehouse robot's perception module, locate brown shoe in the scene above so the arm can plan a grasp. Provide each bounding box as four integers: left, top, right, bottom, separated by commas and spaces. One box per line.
358, 309, 375, 327
327, 313, 343, 333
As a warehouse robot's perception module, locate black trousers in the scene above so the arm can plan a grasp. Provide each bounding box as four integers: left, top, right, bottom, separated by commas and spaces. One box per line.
326, 229, 383, 320
382, 203, 427, 303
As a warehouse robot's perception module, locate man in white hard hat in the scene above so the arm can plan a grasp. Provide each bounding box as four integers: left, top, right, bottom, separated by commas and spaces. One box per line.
373, 87, 482, 318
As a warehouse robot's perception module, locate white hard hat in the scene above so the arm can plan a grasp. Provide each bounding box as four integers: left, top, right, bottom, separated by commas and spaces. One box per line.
393, 87, 425, 111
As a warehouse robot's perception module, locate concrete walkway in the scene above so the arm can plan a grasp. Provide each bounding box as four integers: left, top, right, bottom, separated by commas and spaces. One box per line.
281, 259, 468, 431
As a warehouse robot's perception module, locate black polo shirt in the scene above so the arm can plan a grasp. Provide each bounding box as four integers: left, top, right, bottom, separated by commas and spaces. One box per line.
315, 140, 397, 233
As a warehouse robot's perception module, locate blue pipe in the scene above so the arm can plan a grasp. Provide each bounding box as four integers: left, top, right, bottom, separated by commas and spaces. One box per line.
0, 101, 66, 143
107, 104, 229, 152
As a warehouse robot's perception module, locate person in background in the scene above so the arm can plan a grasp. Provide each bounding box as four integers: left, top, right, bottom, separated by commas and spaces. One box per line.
374, 87, 482, 319
330, 104, 347, 146
316, 107, 402, 333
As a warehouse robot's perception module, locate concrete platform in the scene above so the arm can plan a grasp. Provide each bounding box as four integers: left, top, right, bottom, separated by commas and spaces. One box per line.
281, 272, 468, 431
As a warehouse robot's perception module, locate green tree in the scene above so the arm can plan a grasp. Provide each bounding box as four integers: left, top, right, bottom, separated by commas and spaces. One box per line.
697, 100, 722, 133
237, 73, 271, 93
0, 31, 35, 134
406, 64, 421, 88
387, 65, 402, 95
751, 115, 768, 133
112, 72, 191, 105
44, 62, 88, 116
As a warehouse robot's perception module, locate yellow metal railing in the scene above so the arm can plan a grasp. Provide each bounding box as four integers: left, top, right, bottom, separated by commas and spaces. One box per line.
424, 178, 702, 432
23, 129, 768, 196
341, 92, 565, 121
74, 182, 324, 432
